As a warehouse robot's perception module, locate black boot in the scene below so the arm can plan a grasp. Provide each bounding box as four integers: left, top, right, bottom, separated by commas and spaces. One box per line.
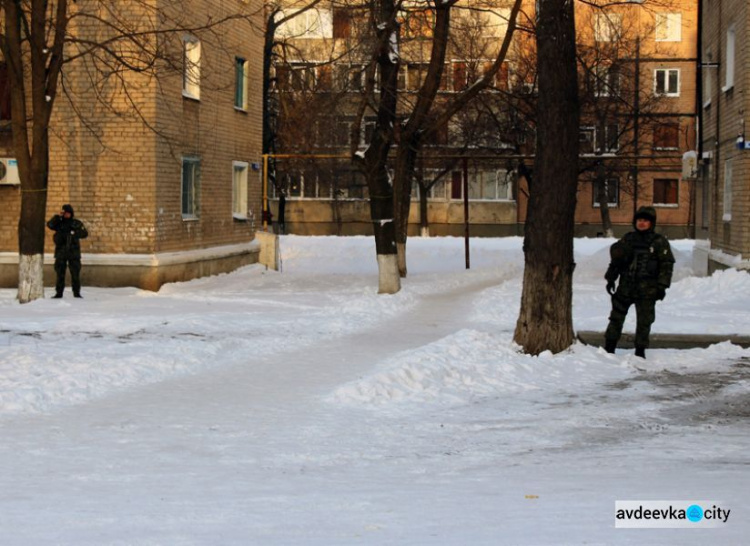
74, 293, 83, 299
604, 338, 617, 354
52, 292, 63, 299
634, 346, 646, 359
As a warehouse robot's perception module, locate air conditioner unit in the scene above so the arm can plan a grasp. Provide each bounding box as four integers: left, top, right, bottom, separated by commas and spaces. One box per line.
0, 158, 20, 185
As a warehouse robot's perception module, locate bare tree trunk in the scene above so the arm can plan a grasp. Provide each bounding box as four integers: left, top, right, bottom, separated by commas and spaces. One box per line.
513, 0, 580, 355
419, 183, 430, 237
356, 0, 400, 294
596, 180, 615, 238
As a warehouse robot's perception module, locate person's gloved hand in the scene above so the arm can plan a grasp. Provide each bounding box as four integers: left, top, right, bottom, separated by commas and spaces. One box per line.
606, 281, 616, 296
656, 286, 667, 301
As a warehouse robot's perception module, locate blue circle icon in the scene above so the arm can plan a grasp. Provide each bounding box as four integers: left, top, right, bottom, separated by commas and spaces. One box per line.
687, 505, 703, 522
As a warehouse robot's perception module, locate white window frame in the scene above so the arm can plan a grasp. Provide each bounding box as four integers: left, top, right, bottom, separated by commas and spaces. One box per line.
654, 68, 680, 97
593, 177, 620, 208
181, 157, 201, 220
594, 13, 622, 42
655, 13, 682, 42
232, 161, 249, 219
234, 57, 249, 111
182, 36, 201, 100
723, 159, 732, 221
723, 25, 736, 92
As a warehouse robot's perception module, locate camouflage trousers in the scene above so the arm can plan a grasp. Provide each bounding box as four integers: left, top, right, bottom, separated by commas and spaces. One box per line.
54, 257, 82, 296
604, 293, 656, 349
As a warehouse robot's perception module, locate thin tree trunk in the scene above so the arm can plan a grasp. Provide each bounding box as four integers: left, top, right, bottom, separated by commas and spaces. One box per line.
419, 183, 430, 237
513, 0, 580, 355
596, 180, 615, 238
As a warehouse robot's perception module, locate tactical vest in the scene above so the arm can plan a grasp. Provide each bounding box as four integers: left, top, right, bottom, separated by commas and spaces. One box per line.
627, 234, 658, 281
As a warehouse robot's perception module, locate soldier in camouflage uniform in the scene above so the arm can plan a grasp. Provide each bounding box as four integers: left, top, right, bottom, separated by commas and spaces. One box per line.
47, 204, 89, 298
603, 206, 675, 358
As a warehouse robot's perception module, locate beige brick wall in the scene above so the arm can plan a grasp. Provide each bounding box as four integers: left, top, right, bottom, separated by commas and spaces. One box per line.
0, 0, 264, 259
701, 0, 750, 258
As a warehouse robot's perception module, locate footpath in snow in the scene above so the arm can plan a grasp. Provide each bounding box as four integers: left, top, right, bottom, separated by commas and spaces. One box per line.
0, 236, 749, 545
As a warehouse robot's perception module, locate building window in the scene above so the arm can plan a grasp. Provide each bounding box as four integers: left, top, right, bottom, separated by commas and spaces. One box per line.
597, 124, 619, 153
653, 123, 679, 150
182, 157, 201, 219
232, 162, 249, 219
579, 126, 596, 155
703, 48, 713, 108
594, 66, 620, 97
182, 36, 201, 100
235, 58, 249, 110
278, 9, 333, 39
654, 68, 679, 96
723, 159, 732, 221
655, 13, 681, 42
593, 178, 619, 207
653, 178, 678, 205
450, 171, 463, 199
723, 26, 735, 92
595, 13, 622, 42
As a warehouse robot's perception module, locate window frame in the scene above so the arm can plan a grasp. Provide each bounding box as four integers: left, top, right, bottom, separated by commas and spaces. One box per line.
654, 68, 680, 97
652, 178, 679, 207
655, 12, 682, 42
592, 177, 620, 208
723, 25, 736, 92
723, 159, 732, 221
234, 57, 249, 111
232, 161, 249, 220
182, 35, 201, 100
181, 157, 201, 220
594, 13, 622, 42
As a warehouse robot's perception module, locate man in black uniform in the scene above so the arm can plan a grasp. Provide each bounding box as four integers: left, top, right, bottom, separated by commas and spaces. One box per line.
47, 204, 88, 298
604, 206, 675, 359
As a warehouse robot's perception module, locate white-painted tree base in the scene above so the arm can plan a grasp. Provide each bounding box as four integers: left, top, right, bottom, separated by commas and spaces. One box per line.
18, 254, 45, 303
420, 227, 430, 238
377, 254, 401, 294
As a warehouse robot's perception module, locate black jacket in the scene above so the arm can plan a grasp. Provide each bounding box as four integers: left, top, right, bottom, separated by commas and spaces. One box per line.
47, 211, 88, 260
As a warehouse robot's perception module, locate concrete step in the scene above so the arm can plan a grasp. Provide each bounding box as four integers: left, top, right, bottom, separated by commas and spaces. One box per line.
576, 330, 750, 350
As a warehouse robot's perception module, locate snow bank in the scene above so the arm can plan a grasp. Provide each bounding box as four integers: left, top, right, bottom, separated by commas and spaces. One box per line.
328, 331, 750, 410
328, 330, 634, 407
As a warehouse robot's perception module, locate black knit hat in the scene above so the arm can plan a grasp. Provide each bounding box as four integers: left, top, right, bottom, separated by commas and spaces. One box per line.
62, 204, 74, 215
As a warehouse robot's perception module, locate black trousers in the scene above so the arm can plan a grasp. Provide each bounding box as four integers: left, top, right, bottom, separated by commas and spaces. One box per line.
54, 257, 82, 295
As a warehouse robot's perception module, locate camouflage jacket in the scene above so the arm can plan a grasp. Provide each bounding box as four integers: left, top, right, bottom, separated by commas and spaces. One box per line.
605, 230, 675, 299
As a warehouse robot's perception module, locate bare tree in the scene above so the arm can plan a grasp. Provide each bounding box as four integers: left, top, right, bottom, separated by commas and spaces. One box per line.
513, 0, 579, 354
392, 0, 523, 277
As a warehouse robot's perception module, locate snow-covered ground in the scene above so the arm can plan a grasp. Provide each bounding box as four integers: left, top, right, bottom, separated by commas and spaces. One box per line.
1, 236, 749, 545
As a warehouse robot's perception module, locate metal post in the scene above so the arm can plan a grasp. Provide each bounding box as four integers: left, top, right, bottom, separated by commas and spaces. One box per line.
463, 157, 470, 269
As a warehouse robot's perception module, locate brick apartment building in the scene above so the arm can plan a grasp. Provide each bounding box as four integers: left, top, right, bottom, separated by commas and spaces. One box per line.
700, 0, 750, 271
268, 0, 698, 239
0, 0, 264, 290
